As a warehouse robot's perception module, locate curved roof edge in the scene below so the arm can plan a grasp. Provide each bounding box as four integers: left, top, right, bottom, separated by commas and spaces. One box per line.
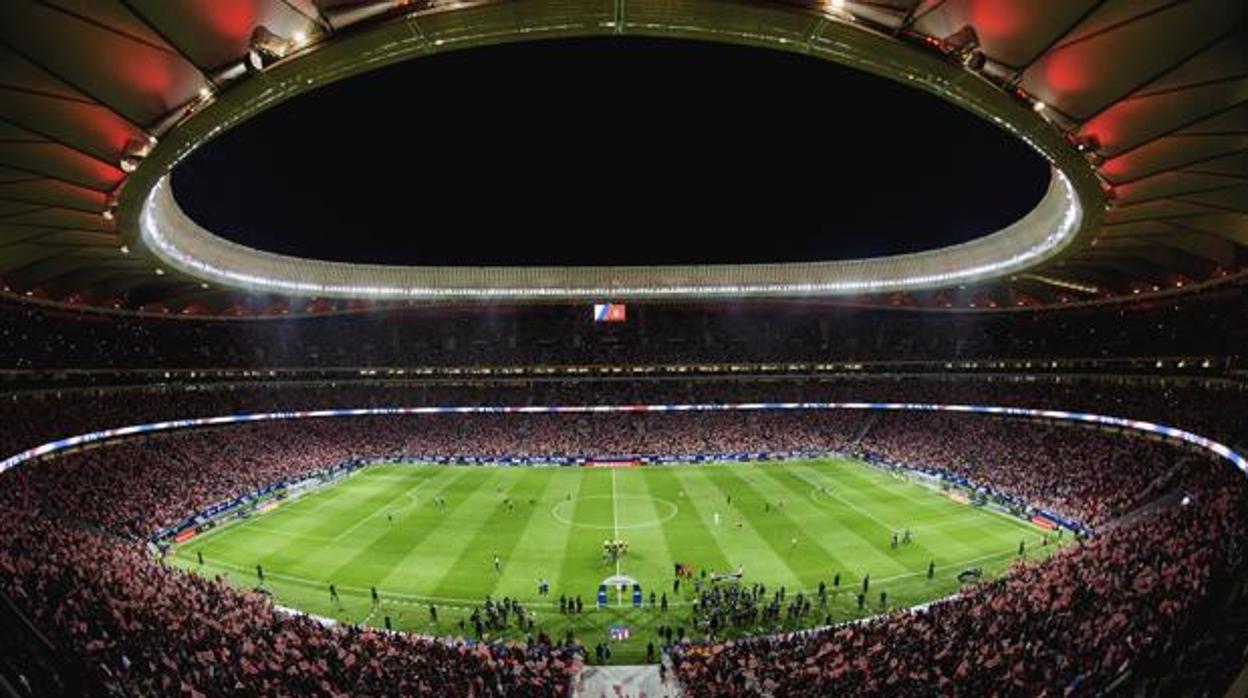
116, 0, 1104, 302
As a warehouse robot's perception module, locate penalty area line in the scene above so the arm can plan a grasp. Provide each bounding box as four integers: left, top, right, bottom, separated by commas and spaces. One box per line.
330, 469, 447, 543
179, 542, 1033, 617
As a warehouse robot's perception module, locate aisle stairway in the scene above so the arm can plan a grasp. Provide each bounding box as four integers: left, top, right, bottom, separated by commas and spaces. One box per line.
575, 664, 678, 698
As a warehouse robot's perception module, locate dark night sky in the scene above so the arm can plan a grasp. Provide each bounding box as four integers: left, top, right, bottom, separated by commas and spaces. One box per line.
172, 36, 1049, 267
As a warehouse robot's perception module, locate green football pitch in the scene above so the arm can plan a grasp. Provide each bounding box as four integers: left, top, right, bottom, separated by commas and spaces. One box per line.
171, 458, 1061, 663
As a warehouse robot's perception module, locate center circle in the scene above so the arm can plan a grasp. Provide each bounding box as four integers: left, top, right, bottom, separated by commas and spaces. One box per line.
551, 494, 679, 530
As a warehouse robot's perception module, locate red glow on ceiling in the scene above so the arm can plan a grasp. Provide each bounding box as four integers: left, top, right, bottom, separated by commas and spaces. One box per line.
188, 0, 259, 43
124, 57, 176, 96
89, 119, 140, 156
966, 0, 1026, 41
1027, 38, 1111, 113
1080, 98, 1154, 156
1042, 49, 1090, 94
1105, 179, 1140, 203
58, 103, 143, 156
31, 145, 125, 189
1079, 119, 1119, 154
1098, 155, 1132, 181
76, 155, 126, 189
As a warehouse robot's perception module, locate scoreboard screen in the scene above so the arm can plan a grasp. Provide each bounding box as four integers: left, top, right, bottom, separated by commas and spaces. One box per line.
592, 303, 626, 322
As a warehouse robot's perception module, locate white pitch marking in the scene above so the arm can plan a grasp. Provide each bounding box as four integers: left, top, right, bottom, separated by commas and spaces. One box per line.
611, 468, 621, 578
185, 541, 1046, 614
549, 495, 678, 530
331, 470, 443, 543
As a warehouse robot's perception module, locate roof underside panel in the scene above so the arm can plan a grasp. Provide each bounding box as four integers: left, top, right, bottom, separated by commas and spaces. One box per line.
126, 0, 316, 71
0, 0, 205, 125
1019, 0, 1245, 120
912, 0, 1099, 70
0, 0, 1242, 314
1114, 171, 1245, 205
0, 142, 122, 190
1082, 79, 1248, 158
0, 178, 108, 211
0, 82, 147, 163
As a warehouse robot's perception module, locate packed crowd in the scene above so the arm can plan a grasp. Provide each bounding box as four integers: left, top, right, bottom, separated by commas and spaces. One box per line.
863, 414, 1201, 525
2, 285, 1243, 369
670, 476, 1245, 696
0, 426, 588, 696
0, 392, 1244, 695
8, 412, 866, 539
0, 515, 580, 696
3, 375, 1244, 467
9, 407, 1188, 539
5, 377, 1243, 532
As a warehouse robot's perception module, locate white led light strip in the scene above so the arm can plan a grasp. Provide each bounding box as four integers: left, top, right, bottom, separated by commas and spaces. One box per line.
139, 169, 1082, 300
1021, 273, 1099, 294
4, 401, 1243, 478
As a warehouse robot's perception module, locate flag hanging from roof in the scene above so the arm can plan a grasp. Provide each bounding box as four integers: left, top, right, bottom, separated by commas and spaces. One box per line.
592, 303, 626, 322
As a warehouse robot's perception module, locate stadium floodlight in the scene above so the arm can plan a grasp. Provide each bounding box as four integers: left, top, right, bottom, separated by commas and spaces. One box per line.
119, 136, 156, 173
936, 26, 986, 73
962, 50, 986, 71
245, 26, 294, 72
102, 191, 119, 221
1069, 134, 1103, 166
1071, 134, 1100, 153
940, 25, 979, 58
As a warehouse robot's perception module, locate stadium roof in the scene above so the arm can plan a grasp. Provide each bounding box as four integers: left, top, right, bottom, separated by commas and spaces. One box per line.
0, 0, 1244, 317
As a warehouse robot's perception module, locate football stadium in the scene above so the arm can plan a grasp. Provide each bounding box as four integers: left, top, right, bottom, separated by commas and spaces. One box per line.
1, 2, 1247, 697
